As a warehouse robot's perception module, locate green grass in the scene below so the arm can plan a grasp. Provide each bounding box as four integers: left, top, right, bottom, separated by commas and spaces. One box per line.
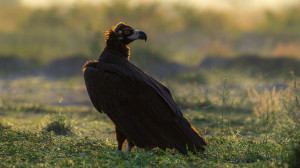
1, 1, 300, 167
1, 119, 296, 167
0, 74, 299, 167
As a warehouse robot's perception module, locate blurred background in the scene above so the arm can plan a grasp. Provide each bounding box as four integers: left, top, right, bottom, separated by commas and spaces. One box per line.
1, 0, 300, 108
1, 0, 300, 78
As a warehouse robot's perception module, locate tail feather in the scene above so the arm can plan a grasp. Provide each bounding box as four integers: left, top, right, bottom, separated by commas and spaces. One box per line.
174, 118, 207, 154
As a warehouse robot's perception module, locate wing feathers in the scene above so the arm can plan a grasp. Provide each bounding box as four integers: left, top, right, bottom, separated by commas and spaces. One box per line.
83, 61, 207, 153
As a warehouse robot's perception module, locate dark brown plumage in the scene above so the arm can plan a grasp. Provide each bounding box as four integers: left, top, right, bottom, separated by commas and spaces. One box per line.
83, 22, 207, 154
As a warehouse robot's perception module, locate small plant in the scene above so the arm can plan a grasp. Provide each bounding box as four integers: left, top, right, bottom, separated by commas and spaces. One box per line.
45, 113, 73, 136
282, 76, 300, 126
247, 86, 281, 126
215, 77, 233, 134
247, 86, 282, 142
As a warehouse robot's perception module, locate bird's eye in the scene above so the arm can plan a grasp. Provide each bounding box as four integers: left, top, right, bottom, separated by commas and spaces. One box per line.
117, 30, 122, 36
124, 30, 130, 35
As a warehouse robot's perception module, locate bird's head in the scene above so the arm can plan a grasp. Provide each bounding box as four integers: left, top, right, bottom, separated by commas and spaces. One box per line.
112, 22, 147, 45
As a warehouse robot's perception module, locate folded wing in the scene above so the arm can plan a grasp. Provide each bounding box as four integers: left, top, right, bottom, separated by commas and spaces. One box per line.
83, 61, 207, 154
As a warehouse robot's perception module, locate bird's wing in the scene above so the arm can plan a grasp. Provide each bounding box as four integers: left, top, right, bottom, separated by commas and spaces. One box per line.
83, 61, 207, 153
83, 61, 182, 117
83, 61, 105, 113
126, 62, 183, 116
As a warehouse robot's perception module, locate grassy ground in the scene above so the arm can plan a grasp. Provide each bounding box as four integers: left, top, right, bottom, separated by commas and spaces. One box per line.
1, 1, 300, 167
0, 73, 299, 167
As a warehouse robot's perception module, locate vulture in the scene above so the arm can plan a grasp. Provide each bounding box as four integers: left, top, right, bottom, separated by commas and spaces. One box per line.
83, 22, 207, 154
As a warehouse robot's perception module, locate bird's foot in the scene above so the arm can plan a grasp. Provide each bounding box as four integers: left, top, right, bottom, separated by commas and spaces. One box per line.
125, 145, 132, 153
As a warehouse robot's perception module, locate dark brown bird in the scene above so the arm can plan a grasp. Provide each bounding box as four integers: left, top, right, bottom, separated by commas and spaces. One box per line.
83, 22, 207, 154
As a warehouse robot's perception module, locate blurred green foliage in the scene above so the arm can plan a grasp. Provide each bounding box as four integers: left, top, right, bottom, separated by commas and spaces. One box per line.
259, 8, 300, 37
1, 1, 300, 65
0, 0, 20, 8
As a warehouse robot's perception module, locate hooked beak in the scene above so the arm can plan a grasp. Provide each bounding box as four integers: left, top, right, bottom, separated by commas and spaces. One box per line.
128, 30, 147, 42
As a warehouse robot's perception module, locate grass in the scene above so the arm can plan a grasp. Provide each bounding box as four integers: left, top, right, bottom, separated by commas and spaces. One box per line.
0, 120, 296, 167
0, 73, 299, 167
0, 2, 300, 166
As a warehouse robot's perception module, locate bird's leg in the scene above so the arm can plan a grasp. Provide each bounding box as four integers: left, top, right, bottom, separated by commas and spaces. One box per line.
125, 141, 135, 153
115, 127, 126, 152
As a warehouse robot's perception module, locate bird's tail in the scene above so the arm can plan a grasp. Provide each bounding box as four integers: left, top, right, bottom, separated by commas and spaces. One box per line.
175, 118, 207, 154
189, 124, 207, 151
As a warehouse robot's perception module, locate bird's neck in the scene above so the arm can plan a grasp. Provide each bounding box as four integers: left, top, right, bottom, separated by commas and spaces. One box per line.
101, 29, 130, 59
